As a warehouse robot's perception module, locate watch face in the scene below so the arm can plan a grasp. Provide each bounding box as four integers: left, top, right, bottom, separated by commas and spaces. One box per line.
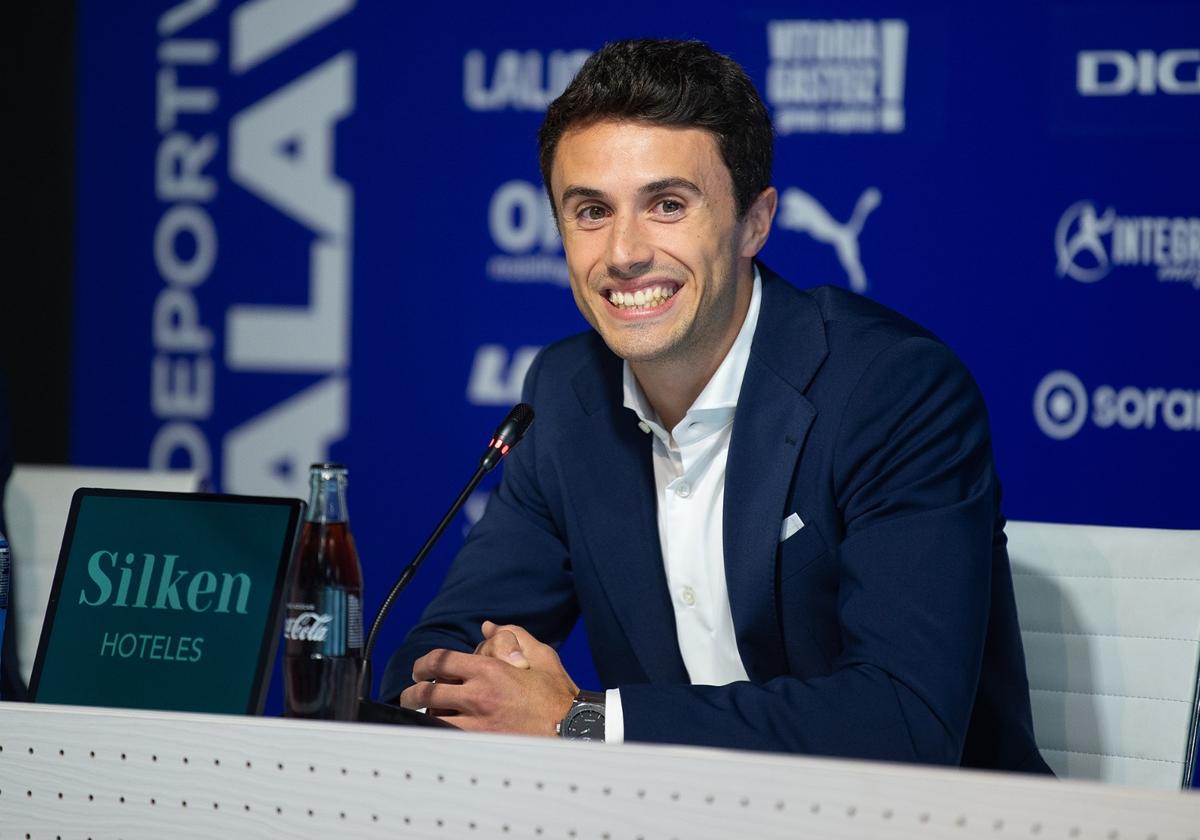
566, 705, 605, 741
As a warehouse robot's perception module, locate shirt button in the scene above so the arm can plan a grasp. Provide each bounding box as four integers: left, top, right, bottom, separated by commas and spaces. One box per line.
637, 421, 651, 434
676, 481, 691, 498
680, 586, 696, 606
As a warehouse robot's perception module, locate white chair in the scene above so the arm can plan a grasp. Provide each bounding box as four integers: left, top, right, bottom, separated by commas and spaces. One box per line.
1007, 520, 1200, 789
3, 464, 202, 687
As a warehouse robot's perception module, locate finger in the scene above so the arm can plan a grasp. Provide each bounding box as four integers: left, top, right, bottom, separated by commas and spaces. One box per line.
485, 623, 561, 671
482, 622, 543, 653
412, 648, 484, 682
488, 623, 541, 651
484, 620, 539, 643
480, 621, 533, 667
399, 681, 434, 710
477, 629, 530, 668
401, 679, 470, 713
476, 621, 500, 653
398, 683, 424, 710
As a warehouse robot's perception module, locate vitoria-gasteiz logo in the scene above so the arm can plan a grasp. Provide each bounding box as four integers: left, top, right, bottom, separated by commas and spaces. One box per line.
764, 18, 909, 135
1034, 370, 1199, 440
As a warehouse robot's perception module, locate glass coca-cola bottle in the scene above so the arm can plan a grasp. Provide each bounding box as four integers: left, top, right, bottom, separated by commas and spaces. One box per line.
283, 463, 364, 719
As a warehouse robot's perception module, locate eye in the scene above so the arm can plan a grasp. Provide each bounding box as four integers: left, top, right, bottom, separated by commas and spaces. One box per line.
655, 198, 685, 217
575, 204, 609, 228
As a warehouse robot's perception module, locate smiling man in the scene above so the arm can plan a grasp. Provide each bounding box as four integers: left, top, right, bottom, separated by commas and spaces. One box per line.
384, 39, 1050, 774
554, 119, 770, 434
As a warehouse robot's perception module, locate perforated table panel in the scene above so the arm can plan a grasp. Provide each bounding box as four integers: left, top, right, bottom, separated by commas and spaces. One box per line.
1, 703, 1197, 839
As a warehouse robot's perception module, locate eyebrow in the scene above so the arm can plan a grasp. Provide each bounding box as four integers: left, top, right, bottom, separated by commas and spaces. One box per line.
560, 185, 606, 205
559, 177, 704, 207
639, 177, 703, 197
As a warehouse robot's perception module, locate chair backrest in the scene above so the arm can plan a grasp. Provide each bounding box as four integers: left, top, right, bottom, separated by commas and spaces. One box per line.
1006, 520, 1200, 789
3, 464, 202, 687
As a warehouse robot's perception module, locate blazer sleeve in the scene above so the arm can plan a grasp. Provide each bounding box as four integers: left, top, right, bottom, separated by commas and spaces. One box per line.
618, 336, 996, 765
379, 348, 580, 702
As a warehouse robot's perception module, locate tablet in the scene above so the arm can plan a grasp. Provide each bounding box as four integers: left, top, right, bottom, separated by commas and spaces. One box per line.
28, 488, 303, 715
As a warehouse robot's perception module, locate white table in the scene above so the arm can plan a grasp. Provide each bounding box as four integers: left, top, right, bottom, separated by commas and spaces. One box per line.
1, 702, 1196, 839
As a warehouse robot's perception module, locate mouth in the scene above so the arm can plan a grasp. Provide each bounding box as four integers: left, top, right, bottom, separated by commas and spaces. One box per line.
603, 282, 680, 312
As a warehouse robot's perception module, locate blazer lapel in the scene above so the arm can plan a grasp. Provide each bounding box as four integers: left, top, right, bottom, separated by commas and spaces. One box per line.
723, 267, 827, 681
568, 347, 689, 684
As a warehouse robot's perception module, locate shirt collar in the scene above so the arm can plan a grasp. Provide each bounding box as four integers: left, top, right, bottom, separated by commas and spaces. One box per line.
622, 265, 763, 441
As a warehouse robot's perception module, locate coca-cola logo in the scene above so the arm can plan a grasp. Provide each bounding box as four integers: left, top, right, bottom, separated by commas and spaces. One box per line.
284, 611, 331, 642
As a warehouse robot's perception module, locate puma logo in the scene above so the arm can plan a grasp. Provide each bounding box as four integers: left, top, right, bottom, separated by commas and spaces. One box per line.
779, 187, 882, 293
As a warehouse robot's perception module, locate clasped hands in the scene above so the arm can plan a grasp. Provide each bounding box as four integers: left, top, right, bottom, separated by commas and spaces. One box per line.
399, 620, 579, 736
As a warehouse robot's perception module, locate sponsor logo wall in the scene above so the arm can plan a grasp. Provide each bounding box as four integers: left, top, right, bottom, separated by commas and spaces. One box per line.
73, 2, 1197, 731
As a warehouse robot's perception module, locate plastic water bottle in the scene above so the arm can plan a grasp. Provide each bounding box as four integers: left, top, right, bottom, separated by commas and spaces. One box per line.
0, 531, 10, 657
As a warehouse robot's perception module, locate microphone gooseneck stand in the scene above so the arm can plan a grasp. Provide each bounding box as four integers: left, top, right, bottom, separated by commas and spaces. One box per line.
355, 403, 535, 725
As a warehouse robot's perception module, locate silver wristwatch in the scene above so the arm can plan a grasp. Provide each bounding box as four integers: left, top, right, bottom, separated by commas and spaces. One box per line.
556, 690, 606, 741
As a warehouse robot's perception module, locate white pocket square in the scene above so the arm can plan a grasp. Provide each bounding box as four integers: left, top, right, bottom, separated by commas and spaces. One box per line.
780, 512, 805, 543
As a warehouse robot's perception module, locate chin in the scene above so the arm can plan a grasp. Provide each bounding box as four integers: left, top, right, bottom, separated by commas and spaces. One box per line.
590, 304, 689, 362
604, 333, 679, 363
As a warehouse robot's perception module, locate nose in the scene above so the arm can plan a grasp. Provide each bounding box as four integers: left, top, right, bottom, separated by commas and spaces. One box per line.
605, 213, 654, 278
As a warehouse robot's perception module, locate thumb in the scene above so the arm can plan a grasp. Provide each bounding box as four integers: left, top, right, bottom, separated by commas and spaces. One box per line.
480, 622, 531, 669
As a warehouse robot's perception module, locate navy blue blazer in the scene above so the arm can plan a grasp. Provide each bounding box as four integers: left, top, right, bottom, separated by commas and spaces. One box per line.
384, 267, 1050, 773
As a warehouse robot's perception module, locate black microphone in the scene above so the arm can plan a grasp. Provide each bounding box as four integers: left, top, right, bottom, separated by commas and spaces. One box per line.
356, 403, 535, 724
481, 402, 534, 471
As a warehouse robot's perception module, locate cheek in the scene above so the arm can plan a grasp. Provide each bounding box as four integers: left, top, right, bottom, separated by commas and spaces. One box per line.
567, 277, 601, 328
563, 233, 603, 275
656, 220, 724, 265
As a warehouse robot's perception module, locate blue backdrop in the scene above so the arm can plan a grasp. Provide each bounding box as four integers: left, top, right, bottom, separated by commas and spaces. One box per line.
71, 0, 1197, 771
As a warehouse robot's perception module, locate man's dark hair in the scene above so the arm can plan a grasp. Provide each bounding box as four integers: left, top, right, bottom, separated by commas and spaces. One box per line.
538, 39, 774, 219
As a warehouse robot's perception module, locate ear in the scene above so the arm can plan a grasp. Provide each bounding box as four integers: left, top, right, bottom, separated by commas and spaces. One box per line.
739, 186, 777, 258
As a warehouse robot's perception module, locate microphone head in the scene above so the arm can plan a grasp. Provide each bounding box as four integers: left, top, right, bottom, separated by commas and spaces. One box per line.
481, 403, 535, 470
499, 402, 534, 442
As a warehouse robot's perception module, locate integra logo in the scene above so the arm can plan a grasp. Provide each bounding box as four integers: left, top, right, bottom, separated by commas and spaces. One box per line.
1077, 49, 1200, 96
78, 551, 251, 614
1055, 201, 1200, 289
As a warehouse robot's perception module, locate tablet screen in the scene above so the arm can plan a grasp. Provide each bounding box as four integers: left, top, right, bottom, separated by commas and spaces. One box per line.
29, 489, 302, 714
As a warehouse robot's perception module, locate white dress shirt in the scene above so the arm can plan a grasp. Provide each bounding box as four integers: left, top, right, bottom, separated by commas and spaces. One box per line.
604, 268, 762, 743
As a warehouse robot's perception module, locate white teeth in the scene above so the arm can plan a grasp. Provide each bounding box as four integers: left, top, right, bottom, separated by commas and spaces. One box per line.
607, 285, 677, 310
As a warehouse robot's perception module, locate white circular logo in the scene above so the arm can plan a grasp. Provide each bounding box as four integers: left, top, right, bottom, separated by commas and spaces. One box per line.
1034, 370, 1089, 440
1055, 200, 1115, 283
